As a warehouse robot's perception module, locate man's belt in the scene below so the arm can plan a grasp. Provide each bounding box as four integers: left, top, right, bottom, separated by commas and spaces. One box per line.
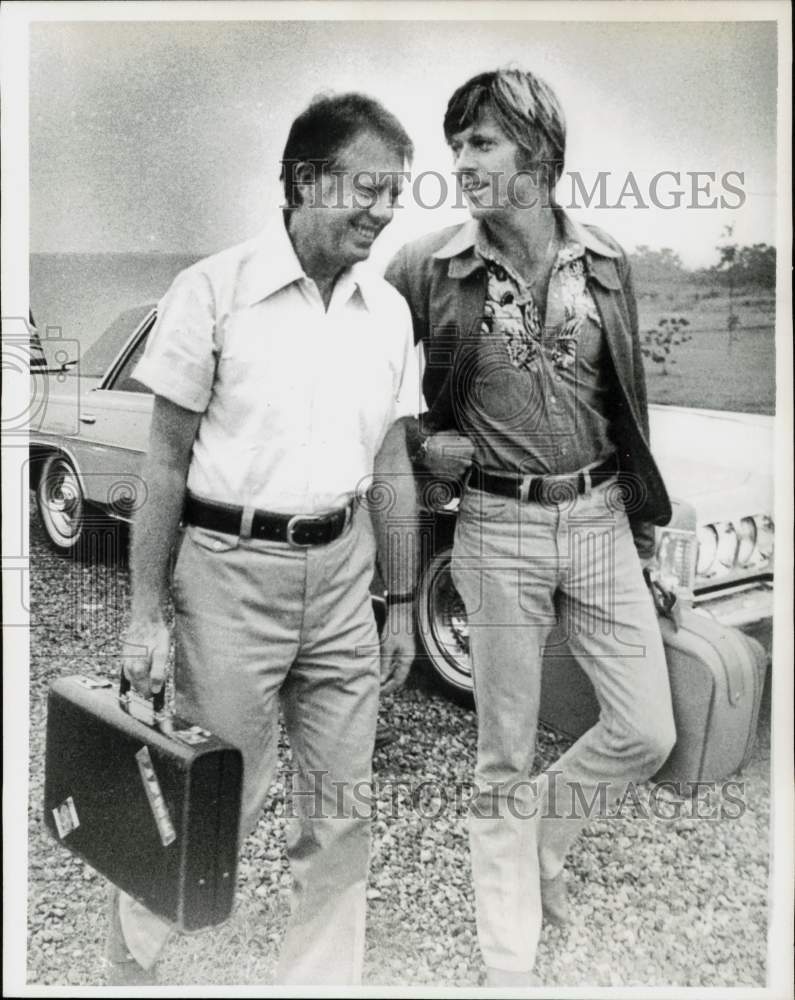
183, 493, 353, 547
469, 455, 619, 504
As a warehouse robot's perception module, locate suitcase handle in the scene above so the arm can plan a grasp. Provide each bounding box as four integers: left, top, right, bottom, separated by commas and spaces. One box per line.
643, 567, 682, 630
118, 671, 166, 717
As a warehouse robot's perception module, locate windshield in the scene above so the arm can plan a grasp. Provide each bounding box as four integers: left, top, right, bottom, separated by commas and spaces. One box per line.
79, 305, 154, 378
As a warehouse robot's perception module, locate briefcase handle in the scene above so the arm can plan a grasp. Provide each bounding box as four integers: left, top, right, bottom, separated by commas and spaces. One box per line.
118, 671, 166, 723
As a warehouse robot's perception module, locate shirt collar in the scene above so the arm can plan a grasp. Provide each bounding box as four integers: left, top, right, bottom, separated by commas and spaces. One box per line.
242, 212, 373, 310
332, 264, 377, 312
556, 211, 619, 260
431, 208, 619, 278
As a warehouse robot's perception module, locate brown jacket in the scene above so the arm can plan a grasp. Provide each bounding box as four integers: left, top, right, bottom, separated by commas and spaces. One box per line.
384, 217, 671, 559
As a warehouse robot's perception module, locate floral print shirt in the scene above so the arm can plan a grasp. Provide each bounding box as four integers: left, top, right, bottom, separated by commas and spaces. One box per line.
456, 227, 615, 475
480, 242, 603, 373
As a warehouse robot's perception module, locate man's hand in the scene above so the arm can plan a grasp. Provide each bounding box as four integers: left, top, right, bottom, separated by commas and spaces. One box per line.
121, 618, 171, 698
379, 605, 416, 696
421, 430, 475, 480
641, 563, 682, 630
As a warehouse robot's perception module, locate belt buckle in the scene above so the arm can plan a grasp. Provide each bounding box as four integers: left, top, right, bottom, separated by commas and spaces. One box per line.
526, 474, 576, 506
286, 514, 321, 548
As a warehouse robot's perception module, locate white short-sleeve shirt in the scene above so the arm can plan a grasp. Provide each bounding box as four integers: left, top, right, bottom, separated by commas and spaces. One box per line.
134, 214, 421, 514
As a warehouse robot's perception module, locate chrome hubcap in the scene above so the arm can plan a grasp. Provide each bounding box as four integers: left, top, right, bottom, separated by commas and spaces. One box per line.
43, 461, 82, 540
427, 561, 472, 681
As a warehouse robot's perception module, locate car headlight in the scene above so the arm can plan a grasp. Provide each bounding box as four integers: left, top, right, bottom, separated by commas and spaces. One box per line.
716, 521, 739, 569
756, 514, 774, 560
736, 517, 757, 567
696, 524, 719, 576
694, 513, 773, 582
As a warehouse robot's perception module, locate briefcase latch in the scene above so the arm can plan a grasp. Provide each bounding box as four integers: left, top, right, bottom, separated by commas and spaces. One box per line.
118, 673, 168, 729
121, 689, 158, 726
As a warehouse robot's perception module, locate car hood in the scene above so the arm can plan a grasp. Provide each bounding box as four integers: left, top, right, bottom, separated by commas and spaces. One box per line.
658, 455, 772, 522
649, 405, 774, 522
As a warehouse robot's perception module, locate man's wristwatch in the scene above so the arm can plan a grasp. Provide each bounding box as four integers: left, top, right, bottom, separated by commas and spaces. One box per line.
412, 436, 430, 465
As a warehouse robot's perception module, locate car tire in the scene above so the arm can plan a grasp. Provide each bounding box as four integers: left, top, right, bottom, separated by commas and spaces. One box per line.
35, 453, 89, 555
415, 545, 475, 707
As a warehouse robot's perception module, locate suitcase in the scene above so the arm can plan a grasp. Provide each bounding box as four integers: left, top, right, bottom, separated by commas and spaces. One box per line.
653, 613, 768, 783
539, 607, 768, 784
44, 674, 243, 931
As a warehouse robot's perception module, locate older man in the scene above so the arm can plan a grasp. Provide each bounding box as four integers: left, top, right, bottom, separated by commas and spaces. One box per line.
113, 92, 420, 986
386, 69, 676, 985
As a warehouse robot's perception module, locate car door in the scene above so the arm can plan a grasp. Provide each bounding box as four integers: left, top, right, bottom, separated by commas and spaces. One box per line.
72, 313, 155, 514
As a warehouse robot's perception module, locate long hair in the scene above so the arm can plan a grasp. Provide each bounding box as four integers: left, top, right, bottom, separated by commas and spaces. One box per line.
443, 69, 566, 188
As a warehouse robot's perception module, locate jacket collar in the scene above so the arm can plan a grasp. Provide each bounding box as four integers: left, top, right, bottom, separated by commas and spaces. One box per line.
431, 208, 620, 281
241, 212, 373, 309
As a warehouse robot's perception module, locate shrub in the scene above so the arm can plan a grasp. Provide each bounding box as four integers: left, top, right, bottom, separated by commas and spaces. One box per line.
641, 316, 693, 376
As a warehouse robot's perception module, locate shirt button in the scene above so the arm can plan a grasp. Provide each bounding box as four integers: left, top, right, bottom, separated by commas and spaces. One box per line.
212, 540, 224, 551
550, 395, 557, 403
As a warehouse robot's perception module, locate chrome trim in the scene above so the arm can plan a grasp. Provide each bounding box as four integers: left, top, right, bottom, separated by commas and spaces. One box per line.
100, 308, 157, 391
692, 582, 774, 629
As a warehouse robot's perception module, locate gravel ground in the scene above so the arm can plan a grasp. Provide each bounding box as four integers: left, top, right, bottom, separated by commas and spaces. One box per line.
25, 507, 771, 989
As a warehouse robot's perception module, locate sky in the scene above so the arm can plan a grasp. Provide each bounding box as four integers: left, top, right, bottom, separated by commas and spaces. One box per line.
29, 17, 778, 269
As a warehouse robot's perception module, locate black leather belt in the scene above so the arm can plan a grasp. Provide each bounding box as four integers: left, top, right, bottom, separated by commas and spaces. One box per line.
183, 493, 353, 547
469, 455, 619, 504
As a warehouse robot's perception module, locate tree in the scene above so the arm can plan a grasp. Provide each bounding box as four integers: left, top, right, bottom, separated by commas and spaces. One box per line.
716, 225, 739, 340
628, 245, 687, 285
734, 244, 776, 287
693, 239, 776, 291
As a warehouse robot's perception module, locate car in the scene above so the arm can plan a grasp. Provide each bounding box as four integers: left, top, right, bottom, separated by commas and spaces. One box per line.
30, 305, 156, 555
30, 304, 775, 703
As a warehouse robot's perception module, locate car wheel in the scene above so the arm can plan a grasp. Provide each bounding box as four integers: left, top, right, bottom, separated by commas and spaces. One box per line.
415, 546, 474, 706
36, 454, 87, 554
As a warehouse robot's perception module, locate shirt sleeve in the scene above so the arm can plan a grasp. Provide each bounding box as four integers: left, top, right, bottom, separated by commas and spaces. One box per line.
392, 297, 424, 420
133, 267, 216, 413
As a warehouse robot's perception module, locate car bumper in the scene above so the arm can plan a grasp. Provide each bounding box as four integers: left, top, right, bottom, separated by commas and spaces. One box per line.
692, 582, 774, 654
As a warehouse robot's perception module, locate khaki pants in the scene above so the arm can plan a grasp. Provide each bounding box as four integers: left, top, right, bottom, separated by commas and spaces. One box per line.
120, 508, 380, 985
451, 482, 676, 973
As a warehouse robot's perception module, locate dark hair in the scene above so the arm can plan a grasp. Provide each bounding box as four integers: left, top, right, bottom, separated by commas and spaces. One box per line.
443, 69, 566, 188
281, 92, 414, 208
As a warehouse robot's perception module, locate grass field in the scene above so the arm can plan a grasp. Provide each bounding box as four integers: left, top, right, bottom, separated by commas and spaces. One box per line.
637, 284, 775, 414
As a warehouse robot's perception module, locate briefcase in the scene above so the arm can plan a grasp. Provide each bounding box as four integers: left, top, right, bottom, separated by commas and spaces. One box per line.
44, 674, 243, 931
539, 608, 768, 785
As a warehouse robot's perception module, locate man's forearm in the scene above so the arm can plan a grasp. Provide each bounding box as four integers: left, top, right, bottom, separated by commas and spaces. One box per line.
128, 396, 201, 623
129, 457, 188, 622
371, 418, 422, 597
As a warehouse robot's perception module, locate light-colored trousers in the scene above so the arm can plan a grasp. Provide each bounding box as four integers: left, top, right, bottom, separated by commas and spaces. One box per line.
119, 508, 380, 985
450, 481, 676, 973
